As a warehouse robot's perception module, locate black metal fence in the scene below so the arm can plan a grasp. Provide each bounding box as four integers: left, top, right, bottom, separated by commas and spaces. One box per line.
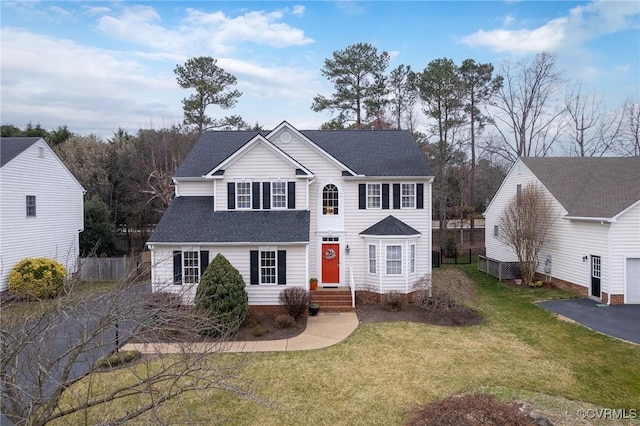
432, 248, 473, 267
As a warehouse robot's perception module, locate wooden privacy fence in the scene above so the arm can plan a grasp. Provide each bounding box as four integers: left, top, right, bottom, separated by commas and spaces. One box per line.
77, 255, 149, 282
478, 255, 521, 281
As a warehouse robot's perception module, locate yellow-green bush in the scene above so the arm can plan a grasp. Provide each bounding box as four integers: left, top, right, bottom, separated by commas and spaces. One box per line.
8, 258, 66, 299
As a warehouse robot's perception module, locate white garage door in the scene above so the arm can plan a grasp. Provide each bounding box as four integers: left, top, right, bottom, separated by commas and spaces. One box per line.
626, 258, 640, 304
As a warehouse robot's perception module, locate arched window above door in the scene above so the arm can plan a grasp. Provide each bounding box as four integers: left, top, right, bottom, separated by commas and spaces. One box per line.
322, 184, 339, 215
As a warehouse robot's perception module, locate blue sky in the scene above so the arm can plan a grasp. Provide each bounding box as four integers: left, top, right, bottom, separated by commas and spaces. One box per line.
1, 1, 639, 138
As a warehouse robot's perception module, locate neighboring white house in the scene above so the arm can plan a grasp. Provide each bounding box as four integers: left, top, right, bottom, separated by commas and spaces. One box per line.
148, 121, 434, 311
484, 157, 640, 305
0, 137, 85, 292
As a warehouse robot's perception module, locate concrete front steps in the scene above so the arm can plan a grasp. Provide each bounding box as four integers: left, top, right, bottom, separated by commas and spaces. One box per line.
310, 288, 355, 312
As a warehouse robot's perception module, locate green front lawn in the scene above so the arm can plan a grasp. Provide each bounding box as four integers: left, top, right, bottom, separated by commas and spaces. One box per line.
55, 265, 640, 425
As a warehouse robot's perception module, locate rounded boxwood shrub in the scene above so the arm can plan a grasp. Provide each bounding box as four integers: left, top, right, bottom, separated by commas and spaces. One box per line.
194, 253, 249, 337
8, 257, 66, 300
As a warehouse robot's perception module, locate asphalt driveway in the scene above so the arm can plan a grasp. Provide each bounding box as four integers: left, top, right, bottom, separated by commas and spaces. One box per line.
537, 298, 640, 344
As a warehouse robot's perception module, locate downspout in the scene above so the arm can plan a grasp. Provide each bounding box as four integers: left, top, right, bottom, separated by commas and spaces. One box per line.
306, 176, 316, 210
379, 240, 383, 294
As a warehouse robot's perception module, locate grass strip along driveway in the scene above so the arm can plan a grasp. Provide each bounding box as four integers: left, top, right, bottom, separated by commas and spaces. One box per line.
55, 265, 640, 425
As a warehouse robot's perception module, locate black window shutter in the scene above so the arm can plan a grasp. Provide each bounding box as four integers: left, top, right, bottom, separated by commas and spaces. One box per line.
358, 184, 366, 209
252, 182, 261, 209
199, 251, 209, 276
287, 182, 296, 209
173, 251, 182, 285
382, 184, 390, 209
227, 182, 235, 210
277, 250, 286, 285
393, 184, 400, 209
417, 183, 424, 209
263, 182, 271, 209
250, 250, 259, 285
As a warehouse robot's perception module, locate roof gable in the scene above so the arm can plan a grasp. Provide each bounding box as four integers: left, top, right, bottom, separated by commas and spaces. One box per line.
520, 157, 640, 219
1, 137, 42, 167
205, 134, 312, 177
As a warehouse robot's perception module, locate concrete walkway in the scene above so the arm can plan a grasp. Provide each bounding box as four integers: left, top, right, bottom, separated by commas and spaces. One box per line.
123, 312, 359, 354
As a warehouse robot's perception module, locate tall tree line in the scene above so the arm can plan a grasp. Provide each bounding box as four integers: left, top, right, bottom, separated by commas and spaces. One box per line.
312, 43, 640, 247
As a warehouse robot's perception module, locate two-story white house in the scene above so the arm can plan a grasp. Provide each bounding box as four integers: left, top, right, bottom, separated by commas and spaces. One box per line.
148, 121, 434, 312
0, 137, 85, 292
484, 157, 640, 305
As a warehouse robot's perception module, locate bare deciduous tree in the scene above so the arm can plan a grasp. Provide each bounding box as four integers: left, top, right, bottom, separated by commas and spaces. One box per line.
498, 184, 557, 285
490, 52, 566, 162
564, 80, 623, 157
1, 271, 259, 425
618, 99, 640, 156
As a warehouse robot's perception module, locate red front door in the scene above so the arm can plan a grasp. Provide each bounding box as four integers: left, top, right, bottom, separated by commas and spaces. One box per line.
321, 243, 340, 284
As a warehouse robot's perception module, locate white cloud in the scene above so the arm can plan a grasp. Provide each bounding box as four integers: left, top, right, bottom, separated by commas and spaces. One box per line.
461, 0, 640, 54
292, 5, 306, 17
462, 17, 567, 53
0, 28, 183, 135
94, 5, 313, 56
502, 14, 515, 27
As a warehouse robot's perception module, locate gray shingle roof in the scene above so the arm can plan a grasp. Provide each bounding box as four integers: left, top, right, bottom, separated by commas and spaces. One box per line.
521, 157, 640, 219
1, 137, 42, 167
360, 215, 421, 236
174, 129, 432, 178
148, 196, 310, 243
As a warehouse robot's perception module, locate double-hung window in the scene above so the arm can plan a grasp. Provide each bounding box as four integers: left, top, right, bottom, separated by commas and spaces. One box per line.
183, 251, 200, 284
410, 244, 416, 274
236, 182, 251, 209
386, 245, 402, 275
271, 182, 287, 209
260, 250, 277, 284
26, 195, 36, 217
368, 244, 377, 274
367, 184, 381, 209
401, 184, 415, 208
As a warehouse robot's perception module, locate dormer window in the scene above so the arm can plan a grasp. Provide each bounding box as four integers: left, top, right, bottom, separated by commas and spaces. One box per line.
323, 184, 339, 215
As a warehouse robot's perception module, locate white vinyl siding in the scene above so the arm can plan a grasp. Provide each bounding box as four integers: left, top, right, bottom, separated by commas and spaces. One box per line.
0, 139, 84, 292
151, 244, 307, 305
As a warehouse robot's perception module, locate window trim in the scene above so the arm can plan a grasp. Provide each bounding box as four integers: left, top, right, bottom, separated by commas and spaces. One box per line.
385, 245, 403, 275
182, 250, 200, 285
26, 195, 36, 217
367, 183, 381, 209
271, 181, 287, 210
401, 183, 416, 209
260, 249, 277, 284
368, 244, 377, 274
322, 183, 339, 215
236, 181, 252, 210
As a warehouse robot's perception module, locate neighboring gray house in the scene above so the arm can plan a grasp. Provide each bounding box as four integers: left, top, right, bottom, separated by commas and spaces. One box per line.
0, 137, 85, 292
148, 121, 434, 312
484, 157, 640, 304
